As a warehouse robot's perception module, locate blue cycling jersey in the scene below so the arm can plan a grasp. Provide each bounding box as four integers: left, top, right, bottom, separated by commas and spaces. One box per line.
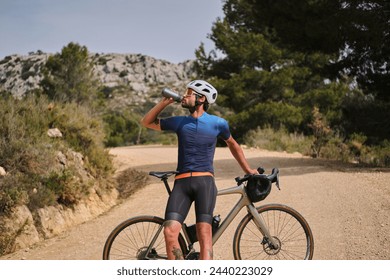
160, 112, 231, 174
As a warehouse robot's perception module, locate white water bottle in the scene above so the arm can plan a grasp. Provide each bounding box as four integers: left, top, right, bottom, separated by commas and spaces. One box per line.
161, 88, 182, 102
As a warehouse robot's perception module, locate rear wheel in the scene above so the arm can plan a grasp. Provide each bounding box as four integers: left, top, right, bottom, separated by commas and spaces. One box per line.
103, 216, 187, 260
233, 204, 314, 260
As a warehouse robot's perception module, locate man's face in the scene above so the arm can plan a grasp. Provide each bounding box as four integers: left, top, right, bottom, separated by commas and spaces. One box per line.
181, 89, 198, 108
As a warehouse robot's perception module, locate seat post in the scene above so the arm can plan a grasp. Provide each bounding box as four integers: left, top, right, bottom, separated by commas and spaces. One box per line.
162, 177, 172, 195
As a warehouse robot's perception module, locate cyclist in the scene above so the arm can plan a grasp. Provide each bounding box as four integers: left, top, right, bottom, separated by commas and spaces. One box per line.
141, 80, 258, 260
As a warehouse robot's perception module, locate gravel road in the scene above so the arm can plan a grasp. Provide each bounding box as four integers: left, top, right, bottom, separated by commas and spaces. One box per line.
2, 145, 389, 260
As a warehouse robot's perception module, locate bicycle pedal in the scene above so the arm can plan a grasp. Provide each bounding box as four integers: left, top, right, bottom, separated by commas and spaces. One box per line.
185, 252, 200, 260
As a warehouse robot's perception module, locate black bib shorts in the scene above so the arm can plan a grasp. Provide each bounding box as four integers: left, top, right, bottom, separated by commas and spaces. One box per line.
164, 176, 217, 225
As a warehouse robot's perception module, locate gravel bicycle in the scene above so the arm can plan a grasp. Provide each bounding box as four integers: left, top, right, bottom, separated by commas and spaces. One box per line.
102, 168, 314, 260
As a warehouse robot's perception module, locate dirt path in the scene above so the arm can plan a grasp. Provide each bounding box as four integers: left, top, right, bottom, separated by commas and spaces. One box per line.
2, 145, 389, 260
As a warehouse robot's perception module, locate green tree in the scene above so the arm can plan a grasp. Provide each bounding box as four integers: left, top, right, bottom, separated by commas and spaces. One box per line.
196, 0, 389, 142
103, 111, 141, 147
334, 1, 389, 103
41, 42, 99, 104
196, 0, 345, 139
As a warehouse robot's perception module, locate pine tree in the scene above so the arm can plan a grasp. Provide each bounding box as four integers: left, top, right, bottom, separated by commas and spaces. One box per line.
41, 42, 99, 105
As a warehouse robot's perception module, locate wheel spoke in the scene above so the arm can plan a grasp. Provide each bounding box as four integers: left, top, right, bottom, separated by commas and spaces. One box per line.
103, 216, 187, 260
234, 205, 314, 260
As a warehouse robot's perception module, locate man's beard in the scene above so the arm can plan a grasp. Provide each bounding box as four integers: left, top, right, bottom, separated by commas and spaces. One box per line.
181, 103, 192, 109
181, 102, 196, 113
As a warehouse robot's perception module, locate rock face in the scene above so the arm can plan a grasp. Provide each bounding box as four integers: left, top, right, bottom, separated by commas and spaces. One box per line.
1, 188, 118, 255
0, 146, 119, 256
0, 52, 196, 99
1, 205, 40, 251
35, 187, 119, 239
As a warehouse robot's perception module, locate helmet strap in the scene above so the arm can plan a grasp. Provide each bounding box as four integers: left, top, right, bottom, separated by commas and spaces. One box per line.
188, 94, 204, 113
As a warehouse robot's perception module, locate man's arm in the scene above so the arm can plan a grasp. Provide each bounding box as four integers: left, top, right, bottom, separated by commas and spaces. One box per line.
140, 98, 173, 131
225, 136, 258, 174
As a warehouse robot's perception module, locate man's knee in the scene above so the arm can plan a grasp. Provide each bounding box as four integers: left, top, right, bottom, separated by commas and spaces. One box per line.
163, 220, 181, 240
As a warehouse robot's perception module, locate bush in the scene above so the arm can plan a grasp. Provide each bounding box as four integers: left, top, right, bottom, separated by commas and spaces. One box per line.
317, 135, 351, 162
0, 95, 114, 215
103, 111, 141, 147
309, 132, 390, 167
308, 107, 332, 158
243, 125, 390, 167
244, 126, 312, 155
48, 101, 114, 178
367, 141, 390, 167
116, 168, 149, 199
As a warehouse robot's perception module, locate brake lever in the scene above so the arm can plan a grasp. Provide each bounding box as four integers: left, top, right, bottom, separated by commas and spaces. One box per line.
275, 172, 281, 190
235, 174, 252, 185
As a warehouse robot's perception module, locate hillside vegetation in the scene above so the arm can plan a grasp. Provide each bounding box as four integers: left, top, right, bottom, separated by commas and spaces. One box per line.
0, 95, 114, 213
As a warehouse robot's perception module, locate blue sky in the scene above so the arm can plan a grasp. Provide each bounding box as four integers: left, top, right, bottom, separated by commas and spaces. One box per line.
0, 0, 224, 63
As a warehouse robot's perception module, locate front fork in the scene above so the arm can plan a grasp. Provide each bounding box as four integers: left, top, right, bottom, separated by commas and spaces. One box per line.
247, 204, 280, 250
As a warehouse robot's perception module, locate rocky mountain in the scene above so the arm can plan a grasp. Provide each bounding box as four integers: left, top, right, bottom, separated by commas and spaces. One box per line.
0, 51, 196, 102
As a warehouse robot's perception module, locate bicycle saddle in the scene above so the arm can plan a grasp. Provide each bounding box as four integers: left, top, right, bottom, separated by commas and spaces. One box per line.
148, 171, 178, 179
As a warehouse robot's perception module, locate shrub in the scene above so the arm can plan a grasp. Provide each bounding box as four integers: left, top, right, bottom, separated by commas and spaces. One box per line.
318, 134, 351, 162
115, 168, 149, 199
47, 101, 114, 178
244, 126, 312, 155
103, 111, 141, 147
368, 141, 390, 167
312, 133, 390, 167
0, 95, 114, 215
308, 107, 332, 158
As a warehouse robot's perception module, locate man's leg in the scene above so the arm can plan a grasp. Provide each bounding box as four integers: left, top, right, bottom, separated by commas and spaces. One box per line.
164, 178, 192, 260
164, 220, 184, 260
193, 176, 217, 260
196, 222, 213, 260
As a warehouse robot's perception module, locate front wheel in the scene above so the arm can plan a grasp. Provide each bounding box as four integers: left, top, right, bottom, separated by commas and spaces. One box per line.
233, 204, 314, 260
102, 215, 187, 260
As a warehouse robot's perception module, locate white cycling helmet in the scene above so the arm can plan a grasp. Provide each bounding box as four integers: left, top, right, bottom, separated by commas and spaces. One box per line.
186, 80, 218, 104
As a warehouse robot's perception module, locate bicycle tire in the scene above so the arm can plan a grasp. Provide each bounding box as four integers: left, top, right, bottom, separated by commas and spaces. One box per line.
102, 215, 187, 260
233, 204, 314, 260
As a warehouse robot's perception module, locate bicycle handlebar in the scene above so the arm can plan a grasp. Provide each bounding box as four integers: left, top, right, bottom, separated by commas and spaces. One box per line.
235, 167, 280, 190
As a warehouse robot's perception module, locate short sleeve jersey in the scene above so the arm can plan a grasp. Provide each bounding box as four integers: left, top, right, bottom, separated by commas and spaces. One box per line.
160, 112, 231, 174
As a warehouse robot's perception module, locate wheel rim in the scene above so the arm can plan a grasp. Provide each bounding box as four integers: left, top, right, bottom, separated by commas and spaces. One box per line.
237, 208, 312, 260
107, 220, 167, 260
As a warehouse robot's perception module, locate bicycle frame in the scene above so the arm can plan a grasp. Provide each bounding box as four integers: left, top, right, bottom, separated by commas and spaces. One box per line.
211, 183, 279, 249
